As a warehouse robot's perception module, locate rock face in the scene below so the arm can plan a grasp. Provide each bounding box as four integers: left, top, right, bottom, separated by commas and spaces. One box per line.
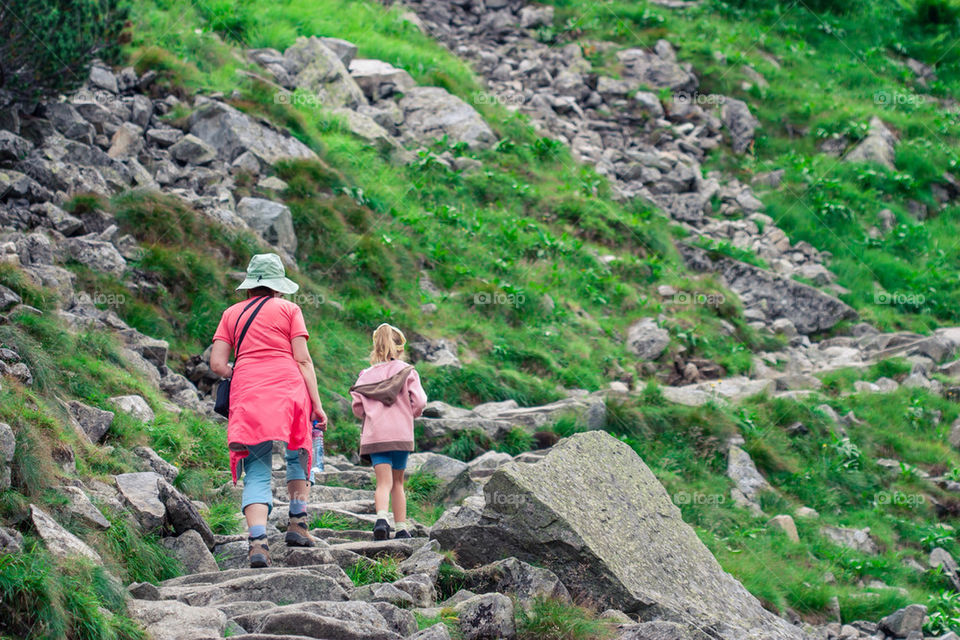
679, 244, 856, 334
399, 87, 496, 149
430, 431, 804, 639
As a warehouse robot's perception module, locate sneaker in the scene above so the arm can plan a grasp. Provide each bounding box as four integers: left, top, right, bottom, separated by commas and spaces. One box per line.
248, 537, 270, 568
394, 528, 411, 539
285, 513, 315, 548
373, 518, 391, 541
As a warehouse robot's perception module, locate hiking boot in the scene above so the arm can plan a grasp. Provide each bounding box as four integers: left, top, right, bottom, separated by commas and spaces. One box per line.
248, 537, 270, 568
394, 528, 411, 539
285, 513, 315, 547
373, 518, 391, 541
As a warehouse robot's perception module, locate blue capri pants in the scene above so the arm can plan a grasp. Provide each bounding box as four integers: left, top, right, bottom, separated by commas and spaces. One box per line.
238, 441, 309, 515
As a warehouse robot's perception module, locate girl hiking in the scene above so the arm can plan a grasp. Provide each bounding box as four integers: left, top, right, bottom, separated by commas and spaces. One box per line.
350, 324, 427, 540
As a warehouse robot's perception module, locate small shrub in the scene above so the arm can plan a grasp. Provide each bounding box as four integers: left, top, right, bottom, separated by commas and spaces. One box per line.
310, 512, 356, 530
494, 427, 535, 456
100, 510, 181, 584
326, 423, 361, 456
204, 500, 242, 535
436, 560, 468, 601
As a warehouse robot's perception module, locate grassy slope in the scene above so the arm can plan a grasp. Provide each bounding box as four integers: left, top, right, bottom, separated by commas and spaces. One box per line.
5, 0, 960, 636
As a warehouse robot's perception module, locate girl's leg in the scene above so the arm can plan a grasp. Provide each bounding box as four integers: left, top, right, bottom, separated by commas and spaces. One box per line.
390, 468, 407, 525
373, 463, 394, 514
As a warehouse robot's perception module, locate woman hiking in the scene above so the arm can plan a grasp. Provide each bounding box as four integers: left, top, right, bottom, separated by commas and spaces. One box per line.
350, 324, 427, 540
209, 253, 327, 568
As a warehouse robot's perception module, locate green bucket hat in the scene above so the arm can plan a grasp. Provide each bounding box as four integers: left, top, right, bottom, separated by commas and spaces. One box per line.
236, 253, 299, 295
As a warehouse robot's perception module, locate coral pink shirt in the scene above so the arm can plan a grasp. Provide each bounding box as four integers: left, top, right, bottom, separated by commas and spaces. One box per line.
213, 297, 312, 482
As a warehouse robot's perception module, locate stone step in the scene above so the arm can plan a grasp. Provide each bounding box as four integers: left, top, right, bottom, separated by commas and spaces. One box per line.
158, 568, 348, 607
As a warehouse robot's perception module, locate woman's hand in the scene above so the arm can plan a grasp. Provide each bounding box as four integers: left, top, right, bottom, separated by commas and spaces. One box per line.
311, 406, 328, 430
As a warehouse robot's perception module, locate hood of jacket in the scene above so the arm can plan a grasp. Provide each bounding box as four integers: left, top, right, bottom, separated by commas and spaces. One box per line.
350, 362, 415, 406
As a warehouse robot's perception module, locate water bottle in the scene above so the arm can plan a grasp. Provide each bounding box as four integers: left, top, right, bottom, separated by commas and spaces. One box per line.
311, 420, 325, 481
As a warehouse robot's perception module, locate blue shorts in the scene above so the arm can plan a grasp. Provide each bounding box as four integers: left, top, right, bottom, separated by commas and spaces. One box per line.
369, 450, 410, 470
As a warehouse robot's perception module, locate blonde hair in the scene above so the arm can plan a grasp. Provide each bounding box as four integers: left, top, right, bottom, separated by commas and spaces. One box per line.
370, 323, 406, 364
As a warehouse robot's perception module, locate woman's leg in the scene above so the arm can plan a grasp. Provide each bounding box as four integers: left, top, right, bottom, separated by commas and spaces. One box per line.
241, 442, 274, 531
284, 446, 309, 514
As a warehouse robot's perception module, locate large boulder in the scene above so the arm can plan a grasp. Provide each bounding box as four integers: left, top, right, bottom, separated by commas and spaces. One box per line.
161, 530, 219, 574
63, 236, 127, 277
188, 100, 318, 165
399, 87, 496, 149
615, 43, 698, 93
721, 98, 759, 154
626, 318, 670, 360
109, 395, 155, 423
430, 431, 804, 640
67, 400, 115, 443
236, 197, 297, 255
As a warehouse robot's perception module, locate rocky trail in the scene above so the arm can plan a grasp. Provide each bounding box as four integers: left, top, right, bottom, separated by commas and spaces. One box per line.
1, 0, 960, 638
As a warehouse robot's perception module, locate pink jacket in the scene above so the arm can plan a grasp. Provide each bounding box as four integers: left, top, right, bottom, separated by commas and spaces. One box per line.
351, 360, 427, 455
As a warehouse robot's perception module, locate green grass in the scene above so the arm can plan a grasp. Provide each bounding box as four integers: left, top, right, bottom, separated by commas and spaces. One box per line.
0, 541, 146, 640
346, 557, 403, 586
309, 511, 357, 530
515, 597, 613, 640
414, 609, 463, 638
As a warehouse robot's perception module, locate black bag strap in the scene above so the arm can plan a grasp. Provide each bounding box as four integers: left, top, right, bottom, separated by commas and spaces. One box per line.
233, 296, 271, 361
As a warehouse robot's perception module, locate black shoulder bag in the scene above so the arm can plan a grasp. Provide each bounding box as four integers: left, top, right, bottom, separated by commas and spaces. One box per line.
214, 296, 271, 418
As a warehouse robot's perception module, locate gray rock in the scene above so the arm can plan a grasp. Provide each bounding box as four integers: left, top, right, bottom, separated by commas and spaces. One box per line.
169, 133, 217, 165
67, 400, 115, 443
465, 557, 569, 608
845, 116, 897, 170
879, 604, 926, 638
407, 452, 469, 485
30, 202, 84, 236
721, 98, 759, 154
349, 59, 416, 102
399, 87, 496, 149
145, 128, 183, 147
820, 526, 878, 555
399, 539, 444, 582
430, 432, 803, 639
64, 236, 126, 276
160, 571, 348, 607
115, 472, 166, 531
0, 285, 21, 312
392, 573, 436, 607
162, 530, 219, 574
60, 486, 111, 529
109, 395, 155, 422
626, 318, 670, 360
188, 100, 318, 165
0, 130, 33, 162
236, 197, 297, 255
30, 504, 102, 562
616, 47, 698, 93
320, 37, 358, 66
160, 477, 216, 548
408, 337, 461, 368
89, 65, 118, 93
127, 600, 226, 640
282, 36, 367, 109
133, 446, 179, 483
0, 421, 14, 490
519, 5, 554, 28
351, 582, 416, 608
453, 593, 515, 640
43, 102, 95, 143
107, 122, 144, 159
0, 526, 23, 554
330, 108, 400, 150
409, 624, 452, 640
679, 244, 856, 334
